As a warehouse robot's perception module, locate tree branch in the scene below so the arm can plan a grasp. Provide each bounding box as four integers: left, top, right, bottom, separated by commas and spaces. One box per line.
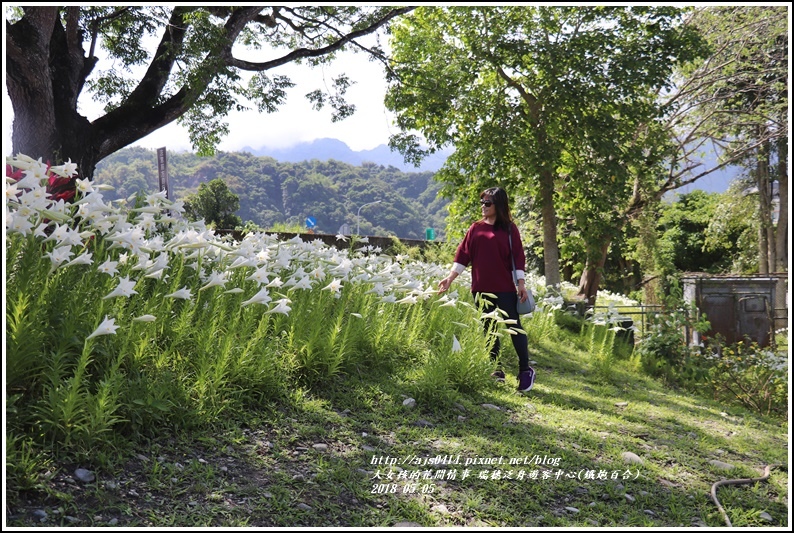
226, 7, 415, 71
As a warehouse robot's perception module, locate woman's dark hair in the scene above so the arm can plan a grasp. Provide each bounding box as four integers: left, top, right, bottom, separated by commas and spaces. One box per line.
480, 187, 513, 231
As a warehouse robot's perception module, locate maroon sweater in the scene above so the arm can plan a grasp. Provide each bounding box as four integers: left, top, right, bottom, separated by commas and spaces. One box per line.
453, 221, 526, 293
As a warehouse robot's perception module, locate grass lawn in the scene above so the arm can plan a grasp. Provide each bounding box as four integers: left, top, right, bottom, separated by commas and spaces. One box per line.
6, 328, 789, 528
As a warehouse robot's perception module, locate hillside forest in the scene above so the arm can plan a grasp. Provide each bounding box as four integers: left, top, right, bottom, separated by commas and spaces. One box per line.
94, 147, 449, 241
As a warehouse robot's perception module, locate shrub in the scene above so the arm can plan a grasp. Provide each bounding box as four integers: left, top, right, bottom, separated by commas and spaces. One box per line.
702, 339, 788, 417
634, 302, 711, 385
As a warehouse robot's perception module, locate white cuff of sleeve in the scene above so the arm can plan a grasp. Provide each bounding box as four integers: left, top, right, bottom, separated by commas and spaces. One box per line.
515, 270, 525, 281
451, 262, 466, 275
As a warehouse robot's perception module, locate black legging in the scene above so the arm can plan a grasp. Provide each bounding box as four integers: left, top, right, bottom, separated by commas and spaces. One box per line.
474, 291, 531, 372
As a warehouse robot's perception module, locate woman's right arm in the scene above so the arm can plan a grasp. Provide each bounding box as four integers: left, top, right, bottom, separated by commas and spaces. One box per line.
438, 263, 465, 294
438, 226, 472, 294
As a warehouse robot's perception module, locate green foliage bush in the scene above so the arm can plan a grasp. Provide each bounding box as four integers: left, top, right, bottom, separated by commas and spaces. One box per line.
633, 276, 710, 384
553, 308, 585, 334
634, 304, 710, 385
701, 339, 788, 417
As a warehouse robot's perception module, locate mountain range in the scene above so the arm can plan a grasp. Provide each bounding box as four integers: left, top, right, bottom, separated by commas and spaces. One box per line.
241, 138, 739, 194
241, 138, 453, 173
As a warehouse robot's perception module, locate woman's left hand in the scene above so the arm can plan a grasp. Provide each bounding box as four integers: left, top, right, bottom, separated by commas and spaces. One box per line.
517, 286, 529, 303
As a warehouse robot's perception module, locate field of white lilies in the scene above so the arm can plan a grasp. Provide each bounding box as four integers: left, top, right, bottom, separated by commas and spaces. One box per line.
6, 154, 581, 458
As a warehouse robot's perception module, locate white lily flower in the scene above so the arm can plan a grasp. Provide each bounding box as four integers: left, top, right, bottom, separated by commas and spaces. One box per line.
365, 283, 386, 296
168, 199, 185, 214
322, 278, 343, 294
12, 172, 44, 191
144, 269, 167, 280
224, 287, 244, 294
39, 205, 72, 224
33, 222, 49, 238
50, 159, 78, 178
199, 271, 228, 291
5, 180, 20, 202
436, 295, 458, 307
395, 294, 418, 305
480, 309, 502, 321
6, 213, 35, 235
131, 206, 163, 214
64, 252, 93, 267
166, 287, 193, 300
208, 241, 234, 252
246, 266, 270, 284
45, 246, 74, 269
146, 189, 168, 204
228, 256, 257, 269
133, 315, 157, 322
452, 335, 462, 353
416, 287, 437, 300
266, 298, 292, 315
292, 276, 313, 290
103, 276, 138, 299
41, 223, 70, 244
351, 272, 370, 282
396, 280, 423, 291
86, 315, 119, 340
265, 277, 283, 288
90, 218, 115, 235
75, 178, 94, 195
241, 287, 272, 307
18, 164, 49, 188
144, 253, 169, 275
330, 258, 354, 277
136, 212, 157, 233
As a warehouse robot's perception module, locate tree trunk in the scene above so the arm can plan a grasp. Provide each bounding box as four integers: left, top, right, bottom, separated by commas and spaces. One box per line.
539, 167, 561, 289
774, 135, 788, 272
6, 7, 102, 178
756, 137, 771, 274
578, 239, 610, 305
6, 8, 61, 164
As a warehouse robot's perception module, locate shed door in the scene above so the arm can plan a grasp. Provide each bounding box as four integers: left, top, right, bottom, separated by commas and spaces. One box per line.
738, 295, 771, 347
700, 294, 737, 345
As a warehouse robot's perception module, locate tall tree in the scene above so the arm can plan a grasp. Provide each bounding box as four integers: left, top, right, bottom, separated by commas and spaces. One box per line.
385, 6, 705, 300
5, 6, 414, 179
703, 179, 761, 274
636, 6, 788, 272
183, 177, 242, 230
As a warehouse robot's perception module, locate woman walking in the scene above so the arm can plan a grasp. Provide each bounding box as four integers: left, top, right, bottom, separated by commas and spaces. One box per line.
437, 187, 535, 392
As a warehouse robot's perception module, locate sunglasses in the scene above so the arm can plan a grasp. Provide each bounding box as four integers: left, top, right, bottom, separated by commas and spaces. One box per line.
480, 200, 493, 207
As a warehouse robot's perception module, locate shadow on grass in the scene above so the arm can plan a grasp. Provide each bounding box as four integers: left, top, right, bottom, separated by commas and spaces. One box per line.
7, 328, 787, 528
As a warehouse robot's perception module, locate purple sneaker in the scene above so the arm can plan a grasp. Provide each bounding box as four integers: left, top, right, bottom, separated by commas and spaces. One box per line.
517, 368, 536, 392
491, 369, 506, 382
